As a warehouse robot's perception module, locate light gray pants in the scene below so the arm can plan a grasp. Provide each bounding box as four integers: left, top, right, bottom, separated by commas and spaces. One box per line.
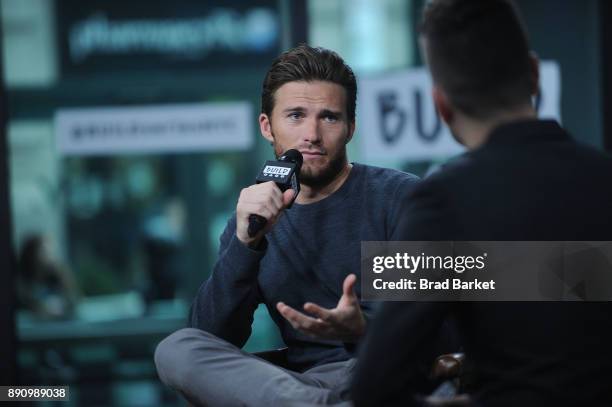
154, 328, 355, 407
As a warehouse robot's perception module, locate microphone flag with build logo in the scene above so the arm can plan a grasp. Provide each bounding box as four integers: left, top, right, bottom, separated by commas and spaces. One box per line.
248, 149, 303, 237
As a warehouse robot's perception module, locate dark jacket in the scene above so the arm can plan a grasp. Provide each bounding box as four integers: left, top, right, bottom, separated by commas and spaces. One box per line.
352, 120, 612, 407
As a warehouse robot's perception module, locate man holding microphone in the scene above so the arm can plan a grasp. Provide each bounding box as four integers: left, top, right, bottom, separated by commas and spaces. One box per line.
154, 44, 421, 406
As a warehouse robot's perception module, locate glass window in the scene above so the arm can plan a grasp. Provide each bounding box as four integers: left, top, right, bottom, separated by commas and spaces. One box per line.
5, 1, 287, 405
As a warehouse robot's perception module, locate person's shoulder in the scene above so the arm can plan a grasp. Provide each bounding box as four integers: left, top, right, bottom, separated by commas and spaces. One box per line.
571, 140, 612, 168
416, 153, 475, 188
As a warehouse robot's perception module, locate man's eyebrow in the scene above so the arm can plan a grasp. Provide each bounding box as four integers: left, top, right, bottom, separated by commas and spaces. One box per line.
319, 109, 343, 117
281, 106, 306, 113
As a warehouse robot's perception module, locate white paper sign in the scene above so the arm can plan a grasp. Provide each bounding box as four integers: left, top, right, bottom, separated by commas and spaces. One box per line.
359, 61, 561, 161
55, 102, 253, 156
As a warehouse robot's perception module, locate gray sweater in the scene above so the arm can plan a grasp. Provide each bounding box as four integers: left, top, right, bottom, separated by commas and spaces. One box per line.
190, 163, 419, 371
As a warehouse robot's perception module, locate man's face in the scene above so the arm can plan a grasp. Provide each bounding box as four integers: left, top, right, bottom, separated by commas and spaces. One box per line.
259, 80, 355, 187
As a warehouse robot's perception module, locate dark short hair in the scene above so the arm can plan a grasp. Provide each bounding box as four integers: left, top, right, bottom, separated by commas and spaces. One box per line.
420, 0, 534, 119
261, 44, 357, 123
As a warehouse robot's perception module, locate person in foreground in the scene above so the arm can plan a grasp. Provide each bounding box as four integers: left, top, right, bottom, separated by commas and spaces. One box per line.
351, 0, 612, 406
154, 44, 421, 406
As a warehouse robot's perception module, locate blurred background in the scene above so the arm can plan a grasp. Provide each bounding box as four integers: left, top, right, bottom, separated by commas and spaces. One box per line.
0, 0, 610, 405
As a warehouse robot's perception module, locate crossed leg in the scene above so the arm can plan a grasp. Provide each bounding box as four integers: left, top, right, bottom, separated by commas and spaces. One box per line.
154, 328, 354, 407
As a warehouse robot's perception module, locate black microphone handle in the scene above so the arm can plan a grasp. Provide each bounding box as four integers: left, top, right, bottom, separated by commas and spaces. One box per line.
247, 214, 267, 238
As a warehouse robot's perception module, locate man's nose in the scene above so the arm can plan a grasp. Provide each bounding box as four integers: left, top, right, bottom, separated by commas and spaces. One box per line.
302, 118, 322, 144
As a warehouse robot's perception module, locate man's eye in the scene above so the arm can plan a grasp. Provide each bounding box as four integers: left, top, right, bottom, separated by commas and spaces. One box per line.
288, 112, 302, 120
323, 115, 338, 123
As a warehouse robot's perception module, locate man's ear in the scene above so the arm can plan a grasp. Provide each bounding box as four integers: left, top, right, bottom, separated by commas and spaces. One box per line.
259, 113, 274, 144
432, 86, 454, 125
346, 122, 356, 144
528, 51, 540, 97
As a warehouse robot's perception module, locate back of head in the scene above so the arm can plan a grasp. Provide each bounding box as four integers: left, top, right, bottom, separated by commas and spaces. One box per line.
261, 44, 357, 123
420, 0, 534, 119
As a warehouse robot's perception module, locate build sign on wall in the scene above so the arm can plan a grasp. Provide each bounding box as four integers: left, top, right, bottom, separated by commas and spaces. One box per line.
359, 61, 561, 161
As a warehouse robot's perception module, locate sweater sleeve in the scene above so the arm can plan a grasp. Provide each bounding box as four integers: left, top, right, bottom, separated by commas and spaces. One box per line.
387, 173, 421, 239
353, 171, 420, 351
189, 216, 265, 348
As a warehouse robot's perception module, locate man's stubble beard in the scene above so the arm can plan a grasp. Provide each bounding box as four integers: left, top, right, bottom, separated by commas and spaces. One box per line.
300, 147, 348, 188
270, 129, 348, 189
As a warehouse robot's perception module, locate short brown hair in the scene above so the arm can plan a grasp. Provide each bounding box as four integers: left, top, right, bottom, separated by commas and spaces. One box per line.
261, 44, 357, 123
421, 0, 534, 119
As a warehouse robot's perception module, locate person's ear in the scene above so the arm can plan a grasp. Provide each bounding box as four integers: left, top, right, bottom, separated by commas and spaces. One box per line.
259, 113, 274, 144
432, 86, 454, 125
528, 51, 540, 97
346, 121, 356, 144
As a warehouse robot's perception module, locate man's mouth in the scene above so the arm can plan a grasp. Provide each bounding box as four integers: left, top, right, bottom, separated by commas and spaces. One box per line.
300, 150, 325, 159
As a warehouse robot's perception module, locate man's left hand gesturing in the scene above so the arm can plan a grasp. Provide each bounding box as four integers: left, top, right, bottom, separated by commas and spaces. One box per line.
276, 274, 366, 343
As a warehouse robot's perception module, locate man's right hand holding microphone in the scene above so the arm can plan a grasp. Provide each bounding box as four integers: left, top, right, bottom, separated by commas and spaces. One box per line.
236, 182, 296, 248
235, 149, 303, 248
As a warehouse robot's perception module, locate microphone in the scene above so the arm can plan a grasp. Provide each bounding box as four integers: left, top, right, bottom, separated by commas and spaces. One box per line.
248, 149, 303, 238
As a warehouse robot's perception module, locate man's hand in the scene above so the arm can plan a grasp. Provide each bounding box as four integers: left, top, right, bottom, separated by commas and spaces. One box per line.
276, 274, 366, 343
236, 182, 295, 247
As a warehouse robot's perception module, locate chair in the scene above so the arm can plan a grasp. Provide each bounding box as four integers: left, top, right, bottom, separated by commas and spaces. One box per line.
431, 352, 465, 382
424, 353, 470, 407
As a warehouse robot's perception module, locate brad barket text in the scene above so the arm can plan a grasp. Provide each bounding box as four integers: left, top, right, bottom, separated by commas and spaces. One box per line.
373, 278, 496, 291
